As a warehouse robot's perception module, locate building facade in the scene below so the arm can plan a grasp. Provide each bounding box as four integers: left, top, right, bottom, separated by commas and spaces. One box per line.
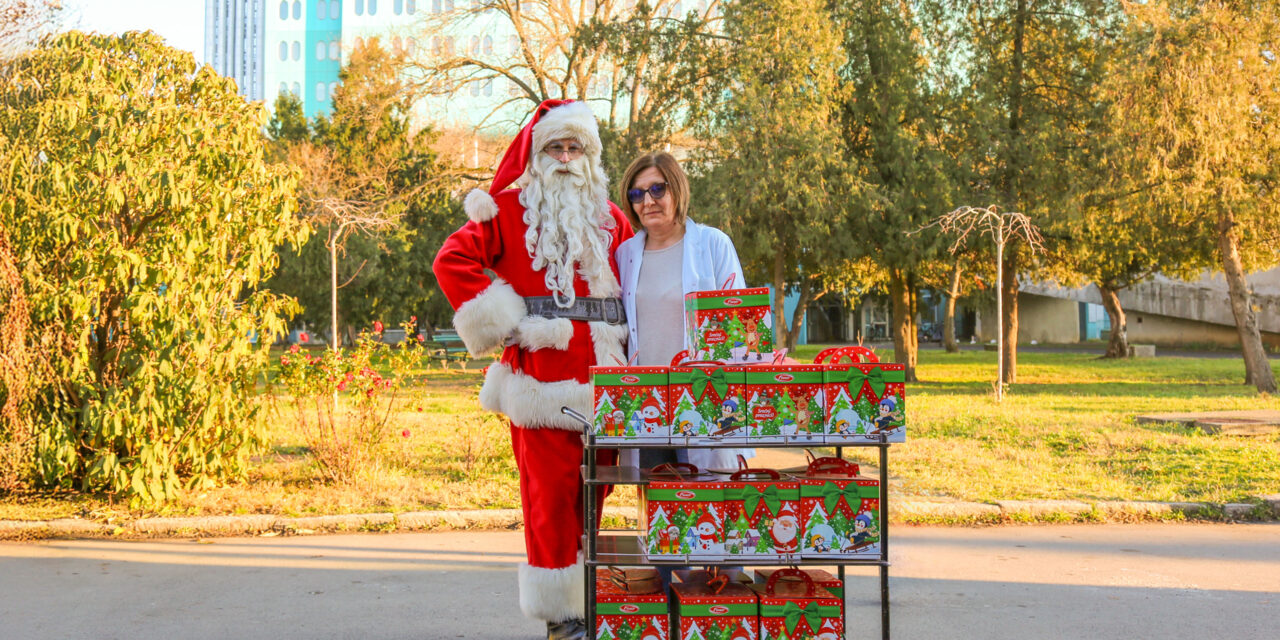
205, 0, 267, 102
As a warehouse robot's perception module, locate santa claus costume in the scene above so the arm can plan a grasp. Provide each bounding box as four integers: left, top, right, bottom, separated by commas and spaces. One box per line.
433, 100, 632, 634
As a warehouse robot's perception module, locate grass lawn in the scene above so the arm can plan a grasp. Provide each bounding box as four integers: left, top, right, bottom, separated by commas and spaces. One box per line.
3, 348, 1278, 522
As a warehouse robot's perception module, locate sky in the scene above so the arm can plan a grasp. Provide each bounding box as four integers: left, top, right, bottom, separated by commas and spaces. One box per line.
63, 0, 205, 63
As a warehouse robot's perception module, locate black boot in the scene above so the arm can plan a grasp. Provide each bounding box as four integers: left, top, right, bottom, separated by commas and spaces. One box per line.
546, 618, 587, 640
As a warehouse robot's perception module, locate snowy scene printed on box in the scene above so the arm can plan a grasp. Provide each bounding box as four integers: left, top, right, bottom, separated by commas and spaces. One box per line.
799, 458, 880, 558
823, 363, 905, 443
743, 366, 825, 444
751, 570, 843, 640
595, 570, 669, 640
684, 288, 773, 364
591, 366, 670, 443
722, 470, 801, 558
671, 579, 759, 640
669, 364, 747, 444
643, 470, 725, 560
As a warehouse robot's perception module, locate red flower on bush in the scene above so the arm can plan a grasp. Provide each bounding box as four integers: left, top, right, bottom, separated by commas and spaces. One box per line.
337, 380, 347, 391
373, 320, 384, 334
289, 344, 300, 354
416, 333, 425, 342
410, 316, 417, 324
401, 429, 411, 438
298, 331, 310, 343
281, 356, 290, 366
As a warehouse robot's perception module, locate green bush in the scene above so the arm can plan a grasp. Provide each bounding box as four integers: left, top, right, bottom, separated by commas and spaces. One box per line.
0, 32, 308, 504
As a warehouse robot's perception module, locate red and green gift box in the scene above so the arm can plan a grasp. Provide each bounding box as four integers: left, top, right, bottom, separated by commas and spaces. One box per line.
743, 365, 826, 444
816, 347, 906, 443
668, 359, 748, 445
595, 568, 669, 640
750, 569, 843, 640
591, 366, 670, 443
671, 574, 759, 640
685, 287, 774, 364
642, 463, 726, 560
799, 457, 881, 558
753, 568, 844, 600
721, 468, 801, 558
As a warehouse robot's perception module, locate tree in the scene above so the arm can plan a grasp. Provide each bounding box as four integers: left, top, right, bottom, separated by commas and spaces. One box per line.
0, 0, 63, 59
0, 31, 306, 502
695, 0, 851, 351
1103, 1, 1279, 392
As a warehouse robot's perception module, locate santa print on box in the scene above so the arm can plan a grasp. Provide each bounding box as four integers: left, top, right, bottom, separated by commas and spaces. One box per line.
743, 365, 825, 443
592, 366, 669, 442
595, 569, 668, 640
671, 574, 759, 640
685, 288, 774, 364
751, 569, 843, 640
643, 463, 725, 559
721, 467, 801, 558
799, 456, 880, 558
669, 358, 747, 444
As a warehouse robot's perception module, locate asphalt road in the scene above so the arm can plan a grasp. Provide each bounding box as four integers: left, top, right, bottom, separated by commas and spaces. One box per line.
2, 523, 1277, 640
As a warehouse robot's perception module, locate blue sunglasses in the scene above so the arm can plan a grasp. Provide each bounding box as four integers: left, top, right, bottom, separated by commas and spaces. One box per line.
627, 182, 668, 204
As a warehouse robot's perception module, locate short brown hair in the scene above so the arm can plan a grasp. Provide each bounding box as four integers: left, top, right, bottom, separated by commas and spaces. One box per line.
618, 151, 690, 231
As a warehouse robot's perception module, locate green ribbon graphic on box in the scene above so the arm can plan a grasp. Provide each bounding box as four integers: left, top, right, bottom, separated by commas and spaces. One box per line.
678, 602, 758, 617
646, 487, 722, 501
761, 601, 841, 635
691, 367, 729, 401
594, 372, 669, 386
800, 481, 878, 515
740, 484, 781, 517
596, 602, 669, 616
837, 366, 905, 398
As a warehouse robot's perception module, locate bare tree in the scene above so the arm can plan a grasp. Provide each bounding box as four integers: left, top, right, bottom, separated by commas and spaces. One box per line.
0, 0, 63, 60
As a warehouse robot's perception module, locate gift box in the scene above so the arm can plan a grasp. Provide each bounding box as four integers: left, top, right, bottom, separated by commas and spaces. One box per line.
753, 568, 844, 600
668, 358, 748, 444
671, 573, 759, 640
685, 287, 774, 364
799, 457, 881, 558
673, 568, 753, 585
595, 567, 669, 640
642, 463, 726, 560
817, 347, 905, 443
591, 366, 670, 443
743, 365, 826, 444
750, 569, 842, 640
721, 468, 801, 558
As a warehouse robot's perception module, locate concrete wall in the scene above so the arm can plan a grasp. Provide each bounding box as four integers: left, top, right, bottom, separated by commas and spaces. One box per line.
975, 294, 1078, 344
1118, 311, 1280, 350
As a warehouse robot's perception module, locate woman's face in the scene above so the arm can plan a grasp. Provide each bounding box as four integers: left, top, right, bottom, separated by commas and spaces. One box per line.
631, 166, 678, 234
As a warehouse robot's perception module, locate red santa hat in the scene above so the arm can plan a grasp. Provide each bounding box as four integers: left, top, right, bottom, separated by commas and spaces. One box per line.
641, 395, 661, 415
817, 618, 839, 637
640, 621, 662, 640
463, 99, 603, 223
776, 502, 797, 521
729, 624, 752, 640
696, 511, 718, 539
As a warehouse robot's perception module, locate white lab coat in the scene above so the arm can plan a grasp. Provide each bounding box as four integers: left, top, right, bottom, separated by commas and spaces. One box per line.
615, 219, 755, 471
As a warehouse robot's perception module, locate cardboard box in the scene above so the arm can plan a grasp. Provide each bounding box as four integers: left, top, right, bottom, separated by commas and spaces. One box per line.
823, 362, 906, 443
685, 288, 773, 364
595, 568, 669, 640
753, 568, 843, 599
742, 365, 826, 444
721, 470, 801, 559
671, 579, 759, 640
751, 569, 842, 640
799, 457, 881, 558
591, 366, 670, 444
668, 362, 748, 444
642, 464, 726, 560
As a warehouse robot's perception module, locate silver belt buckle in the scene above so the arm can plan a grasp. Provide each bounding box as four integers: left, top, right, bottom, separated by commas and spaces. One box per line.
602, 298, 623, 325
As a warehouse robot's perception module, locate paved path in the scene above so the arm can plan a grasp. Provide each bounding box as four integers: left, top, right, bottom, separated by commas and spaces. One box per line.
3, 523, 1277, 640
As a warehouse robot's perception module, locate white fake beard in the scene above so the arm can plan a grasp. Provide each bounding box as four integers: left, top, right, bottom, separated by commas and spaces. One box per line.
519, 152, 614, 307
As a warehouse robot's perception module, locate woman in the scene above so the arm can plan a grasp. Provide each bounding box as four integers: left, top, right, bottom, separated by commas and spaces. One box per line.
615, 151, 753, 472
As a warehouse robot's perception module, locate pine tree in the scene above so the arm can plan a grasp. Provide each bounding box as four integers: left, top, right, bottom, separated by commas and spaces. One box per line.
725, 314, 746, 347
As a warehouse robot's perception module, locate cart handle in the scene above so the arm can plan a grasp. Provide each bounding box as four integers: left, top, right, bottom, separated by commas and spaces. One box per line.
560, 406, 591, 430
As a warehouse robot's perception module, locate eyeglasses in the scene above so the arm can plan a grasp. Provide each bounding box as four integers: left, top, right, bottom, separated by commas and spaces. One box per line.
627, 182, 668, 204
543, 142, 585, 159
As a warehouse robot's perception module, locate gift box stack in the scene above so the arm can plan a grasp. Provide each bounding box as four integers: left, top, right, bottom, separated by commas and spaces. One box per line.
591, 366, 671, 444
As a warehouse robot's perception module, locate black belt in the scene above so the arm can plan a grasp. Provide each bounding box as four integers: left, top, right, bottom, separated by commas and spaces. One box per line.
524, 296, 627, 325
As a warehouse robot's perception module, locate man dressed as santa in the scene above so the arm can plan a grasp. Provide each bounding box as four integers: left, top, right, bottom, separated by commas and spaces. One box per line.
433, 100, 632, 640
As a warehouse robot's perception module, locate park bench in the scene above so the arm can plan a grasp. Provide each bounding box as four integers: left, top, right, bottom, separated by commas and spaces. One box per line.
423, 329, 470, 366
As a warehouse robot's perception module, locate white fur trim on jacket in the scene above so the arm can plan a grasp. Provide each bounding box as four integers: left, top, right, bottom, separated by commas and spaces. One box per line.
518, 555, 584, 622
589, 321, 628, 367
452, 278, 525, 356
464, 188, 499, 223
532, 101, 602, 158
515, 315, 574, 351
478, 362, 591, 431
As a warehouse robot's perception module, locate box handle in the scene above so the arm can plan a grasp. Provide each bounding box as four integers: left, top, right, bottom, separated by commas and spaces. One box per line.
814, 346, 879, 364
647, 462, 700, 480
806, 456, 859, 477
765, 567, 817, 597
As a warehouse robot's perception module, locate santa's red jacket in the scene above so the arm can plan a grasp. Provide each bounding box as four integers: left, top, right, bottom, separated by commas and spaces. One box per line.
432, 189, 634, 429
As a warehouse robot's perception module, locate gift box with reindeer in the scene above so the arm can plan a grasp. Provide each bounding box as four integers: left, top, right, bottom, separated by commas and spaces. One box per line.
591, 366, 670, 444
642, 463, 726, 560
817, 346, 906, 443
742, 364, 826, 444
721, 465, 801, 559
799, 456, 881, 559
670, 570, 760, 640
685, 287, 774, 365
749, 568, 843, 640
595, 567, 669, 640
668, 353, 748, 445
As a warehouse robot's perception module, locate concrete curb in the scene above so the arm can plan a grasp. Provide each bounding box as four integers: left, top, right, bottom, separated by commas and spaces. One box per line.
0, 499, 1273, 541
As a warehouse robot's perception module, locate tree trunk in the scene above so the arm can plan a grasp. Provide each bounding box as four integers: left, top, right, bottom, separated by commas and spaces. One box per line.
1217, 209, 1277, 393
1099, 284, 1129, 359
771, 252, 790, 352
1001, 253, 1019, 384
787, 276, 817, 354
888, 269, 918, 381
944, 261, 961, 353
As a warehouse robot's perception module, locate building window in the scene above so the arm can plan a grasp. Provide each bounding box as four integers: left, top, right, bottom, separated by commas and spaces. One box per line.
316, 82, 326, 102
672, 1, 681, 16
293, 82, 301, 96
508, 35, 518, 56
470, 80, 479, 97
292, 0, 301, 19
330, 82, 339, 98
508, 78, 519, 96
368, 0, 377, 15
279, 82, 289, 95
329, 40, 340, 59
279, 1, 289, 19
431, 0, 440, 13
316, 42, 326, 60
431, 36, 440, 55
354, 36, 364, 49
483, 78, 492, 96
407, 0, 416, 13
279, 41, 288, 61
392, 36, 402, 52
355, 0, 364, 14
292, 40, 301, 59
406, 37, 416, 55
330, 0, 340, 19
444, 0, 453, 10
470, 35, 479, 56
482, 35, 492, 55
394, 0, 403, 14
317, 0, 327, 19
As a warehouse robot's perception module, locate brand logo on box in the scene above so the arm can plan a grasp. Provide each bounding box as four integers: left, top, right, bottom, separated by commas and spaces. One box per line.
619, 604, 639, 613
620, 375, 640, 384
725, 298, 743, 306
775, 374, 794, 382
675, 490, 696, 500
753, 406, 777, 420
710, 605, 730, 615
705, 329, 728, 345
